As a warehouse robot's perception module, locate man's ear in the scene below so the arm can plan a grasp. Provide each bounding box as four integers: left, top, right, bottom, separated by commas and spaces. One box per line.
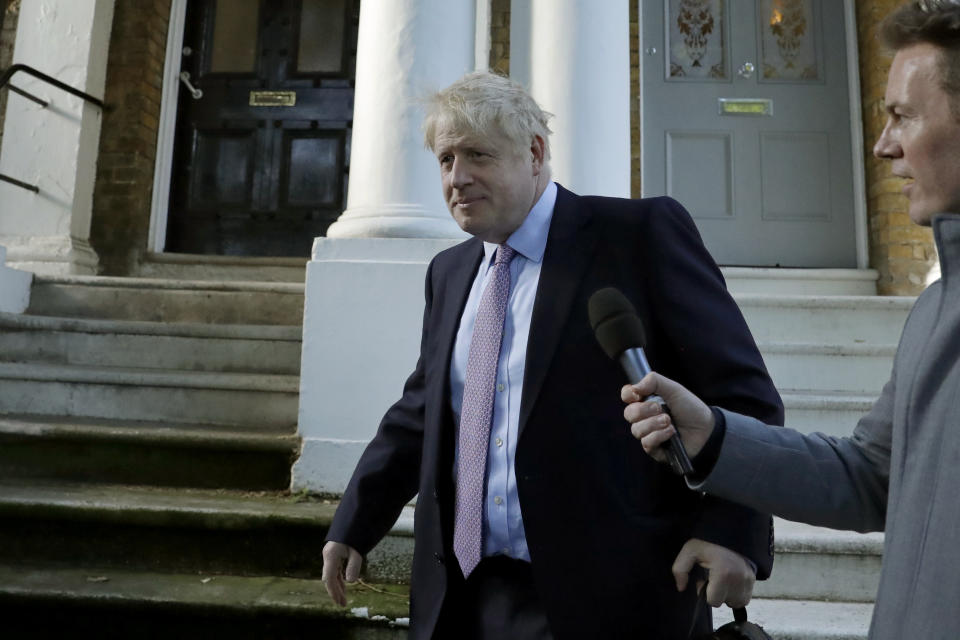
530, 135, 546, 175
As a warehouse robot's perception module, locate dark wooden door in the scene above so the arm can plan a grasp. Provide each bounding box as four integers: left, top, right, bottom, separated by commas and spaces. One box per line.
166, 0, 358, 256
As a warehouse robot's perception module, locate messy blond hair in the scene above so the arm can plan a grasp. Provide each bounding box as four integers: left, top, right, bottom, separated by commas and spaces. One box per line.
422, 71, 553, 158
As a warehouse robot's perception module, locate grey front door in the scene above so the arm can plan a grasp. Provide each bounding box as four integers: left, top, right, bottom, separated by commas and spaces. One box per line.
642, 0, 856, 267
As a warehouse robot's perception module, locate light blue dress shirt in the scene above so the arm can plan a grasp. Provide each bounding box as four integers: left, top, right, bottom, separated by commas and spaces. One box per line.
449, 181, 558, 562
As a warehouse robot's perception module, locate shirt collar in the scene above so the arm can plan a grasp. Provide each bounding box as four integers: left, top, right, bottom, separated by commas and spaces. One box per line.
481, 181, 557, 265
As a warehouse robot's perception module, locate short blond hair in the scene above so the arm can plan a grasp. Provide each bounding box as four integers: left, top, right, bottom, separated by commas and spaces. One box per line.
422, 71, 553, 158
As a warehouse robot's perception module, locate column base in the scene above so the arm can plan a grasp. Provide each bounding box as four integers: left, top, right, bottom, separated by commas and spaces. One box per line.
292, 237, 460, 493
2, 235, 100, 276
326, 205, 467, 239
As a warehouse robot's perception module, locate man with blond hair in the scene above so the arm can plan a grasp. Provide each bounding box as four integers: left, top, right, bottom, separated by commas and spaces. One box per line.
624, 2, 960, 638
322, 71, 783, 639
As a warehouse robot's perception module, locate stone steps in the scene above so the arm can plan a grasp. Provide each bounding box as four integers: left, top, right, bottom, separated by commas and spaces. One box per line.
780, 390, 878, 437
757, 519, 882, 603
27, 276, 305, 324
0, 564, 407, 639
137, 252, 308, 283
0, 415, 298, 489
0, 312, 302, 374
713, 598, 873, 640
0, 481, 334, 578
736, 294, 913, 344
722, 267, 879, 296
760, 341, 895, 394
0, 362, 299, 428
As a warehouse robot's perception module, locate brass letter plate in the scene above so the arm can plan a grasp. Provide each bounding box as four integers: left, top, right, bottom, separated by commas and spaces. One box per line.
718, 98, 773, 116
249, 90, 297, 107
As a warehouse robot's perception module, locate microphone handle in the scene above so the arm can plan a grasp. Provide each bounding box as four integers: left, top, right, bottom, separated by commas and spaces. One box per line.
618, 349, 695, 476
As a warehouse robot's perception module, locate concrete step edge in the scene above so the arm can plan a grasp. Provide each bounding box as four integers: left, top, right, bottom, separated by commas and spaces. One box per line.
759, 342, 897, 356
32, 275, 305, 294
773, 518, 884, 555
0, 312, 302, 340
143, 252, 309, 269
0, 563, 409, 623
0, 481, 335, 528
0, 415, 298, 450
780, 390, 879, 410
734, 294, 915, 309
0, 362, 300, 392
713, 598, 873, 639
722, 268, 879, 282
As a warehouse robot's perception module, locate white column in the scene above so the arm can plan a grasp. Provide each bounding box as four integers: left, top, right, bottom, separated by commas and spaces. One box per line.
0, 0, 114, 275
294, 0, 478, 492
512, 0, 630, 197
325, 0, 475, 239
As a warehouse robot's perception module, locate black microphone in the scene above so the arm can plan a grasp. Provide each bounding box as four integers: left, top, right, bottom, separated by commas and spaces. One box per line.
588, 287, 694, 476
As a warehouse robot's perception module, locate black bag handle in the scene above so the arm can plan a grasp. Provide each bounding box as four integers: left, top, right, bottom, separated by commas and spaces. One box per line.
687, 582, 771, 640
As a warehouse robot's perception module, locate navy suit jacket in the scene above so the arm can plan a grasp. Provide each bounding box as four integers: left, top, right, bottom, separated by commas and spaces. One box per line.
327, 185, 784, 639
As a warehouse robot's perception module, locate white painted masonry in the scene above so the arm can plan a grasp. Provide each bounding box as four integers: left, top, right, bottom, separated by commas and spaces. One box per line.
0, 245, 31, 313
0, 0, 114, 275
293, 0, 476, 491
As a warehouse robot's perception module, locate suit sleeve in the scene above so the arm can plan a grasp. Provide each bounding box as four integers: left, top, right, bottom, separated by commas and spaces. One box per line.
643, 197, 785, 578
325, 259, 436, 555
693, 376, 892, 532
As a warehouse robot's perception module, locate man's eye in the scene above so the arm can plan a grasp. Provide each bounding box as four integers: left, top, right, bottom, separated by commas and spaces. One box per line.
439, 155, 453, 165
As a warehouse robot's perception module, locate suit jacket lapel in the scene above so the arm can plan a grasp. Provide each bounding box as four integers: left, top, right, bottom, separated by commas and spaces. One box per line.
519, 185, 596, 436
427, 238, 484, 432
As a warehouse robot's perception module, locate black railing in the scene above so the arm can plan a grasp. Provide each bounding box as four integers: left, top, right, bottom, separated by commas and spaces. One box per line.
0, 63, 105, 193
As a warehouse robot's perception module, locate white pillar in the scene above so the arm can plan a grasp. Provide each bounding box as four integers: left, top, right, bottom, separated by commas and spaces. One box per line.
325, 0, 475, 239
0, 0, 114, 275
512, 0, 630, 197
294, 0, 478, 492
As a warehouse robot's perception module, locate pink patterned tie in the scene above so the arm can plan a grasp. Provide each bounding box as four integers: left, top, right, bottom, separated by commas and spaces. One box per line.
454, 244, 517, 578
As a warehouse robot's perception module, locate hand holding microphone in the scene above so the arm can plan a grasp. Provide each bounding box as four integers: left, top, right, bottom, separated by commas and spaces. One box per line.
588, 288, 714, 473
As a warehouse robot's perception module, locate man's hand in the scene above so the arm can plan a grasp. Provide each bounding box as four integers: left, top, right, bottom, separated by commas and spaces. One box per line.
673, 538, 755, 608
321, 541, 363, 606
621, 372, 715, 460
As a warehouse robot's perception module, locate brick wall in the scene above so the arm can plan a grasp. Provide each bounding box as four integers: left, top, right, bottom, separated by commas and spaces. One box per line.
489, 0, 510, 75
90, 0, 171, 276
0, 0, 21, 156
856, 0, 937, 295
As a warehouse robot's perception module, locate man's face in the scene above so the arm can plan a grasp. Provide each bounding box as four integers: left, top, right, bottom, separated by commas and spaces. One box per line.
434, 126, 545, 244
874, 43, 960, 226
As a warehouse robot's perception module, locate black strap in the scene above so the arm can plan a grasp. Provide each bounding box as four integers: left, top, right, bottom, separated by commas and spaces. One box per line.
686, 581, 751, 639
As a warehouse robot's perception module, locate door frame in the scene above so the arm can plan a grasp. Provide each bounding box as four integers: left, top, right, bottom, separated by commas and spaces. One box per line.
638, 0, 870, 269
148, 0, 189, 253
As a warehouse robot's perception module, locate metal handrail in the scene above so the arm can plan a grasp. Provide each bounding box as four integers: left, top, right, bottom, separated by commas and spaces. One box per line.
0, 64, 105, 193
0, 63, 105, 109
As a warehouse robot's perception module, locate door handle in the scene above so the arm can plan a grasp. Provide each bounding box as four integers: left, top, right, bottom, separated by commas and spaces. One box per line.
179, 71, 203, 100
738, 62, 756, 79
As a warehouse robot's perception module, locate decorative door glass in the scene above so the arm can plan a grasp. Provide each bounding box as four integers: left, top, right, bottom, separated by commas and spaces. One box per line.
758, 0, 821, 81
667, 0, 728, 80
210, 0, 259, 73
297, 0, 347, 74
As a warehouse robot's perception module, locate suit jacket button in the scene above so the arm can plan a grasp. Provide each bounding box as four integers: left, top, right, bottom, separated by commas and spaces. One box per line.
434, 552, 444, 565
433, 488, 439, 500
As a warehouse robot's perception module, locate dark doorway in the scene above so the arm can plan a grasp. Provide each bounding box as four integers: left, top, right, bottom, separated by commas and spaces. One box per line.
166, 0, 359, 256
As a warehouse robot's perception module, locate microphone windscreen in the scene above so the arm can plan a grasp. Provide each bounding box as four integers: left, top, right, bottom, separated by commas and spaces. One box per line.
588, 287, 647, 359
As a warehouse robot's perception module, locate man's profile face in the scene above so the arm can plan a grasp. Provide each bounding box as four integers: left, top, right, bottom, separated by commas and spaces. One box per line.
874, 42, 960, 225
433, 125, 544, 244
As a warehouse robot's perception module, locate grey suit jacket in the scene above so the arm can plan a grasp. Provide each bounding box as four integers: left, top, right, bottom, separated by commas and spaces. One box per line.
695, 214, 960, 640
